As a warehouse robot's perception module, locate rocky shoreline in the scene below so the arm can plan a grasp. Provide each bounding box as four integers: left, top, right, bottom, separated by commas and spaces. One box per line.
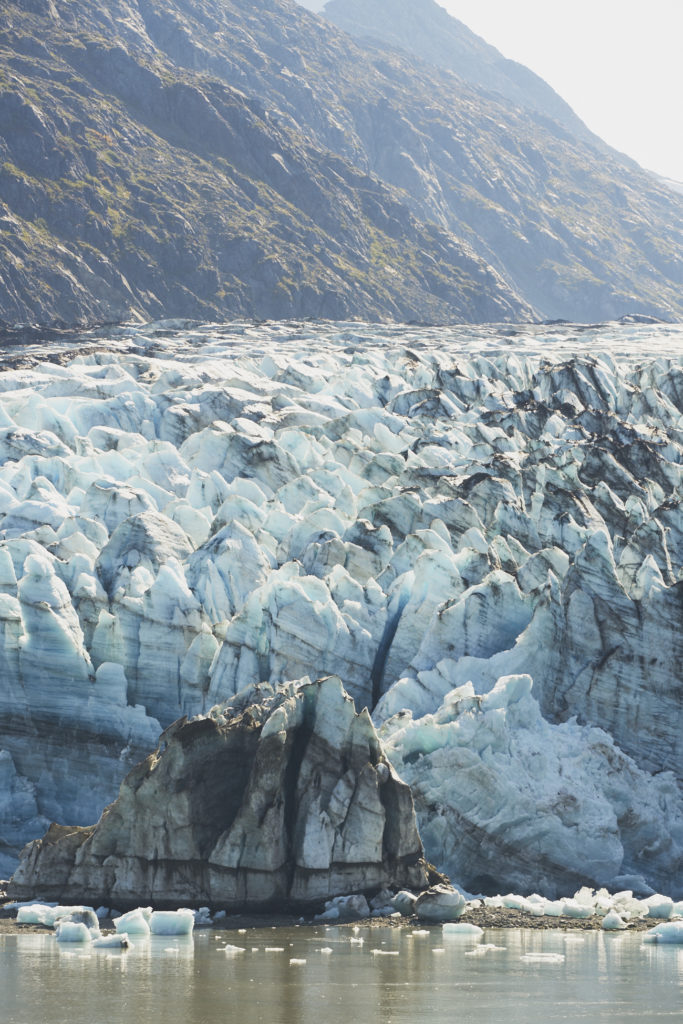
0, 900, 656, 936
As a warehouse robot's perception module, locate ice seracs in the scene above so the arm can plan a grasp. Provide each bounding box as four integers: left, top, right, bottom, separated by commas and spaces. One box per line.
381, 674, 683, 897
1, 321, 682, 898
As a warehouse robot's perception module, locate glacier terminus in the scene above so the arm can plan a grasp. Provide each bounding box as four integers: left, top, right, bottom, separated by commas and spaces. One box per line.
0, 319, 681, 902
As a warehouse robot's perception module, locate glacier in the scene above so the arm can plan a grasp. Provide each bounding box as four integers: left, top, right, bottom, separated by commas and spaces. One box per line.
0, 319, 681, 898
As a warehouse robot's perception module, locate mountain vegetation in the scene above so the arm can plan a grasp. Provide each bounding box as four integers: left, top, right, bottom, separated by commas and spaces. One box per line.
1, 0, 682, 328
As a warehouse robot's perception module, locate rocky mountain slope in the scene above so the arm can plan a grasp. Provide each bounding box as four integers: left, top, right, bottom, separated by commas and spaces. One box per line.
1, 0, 682, 328
1, 0, 529, 328
321, 0, 598, 145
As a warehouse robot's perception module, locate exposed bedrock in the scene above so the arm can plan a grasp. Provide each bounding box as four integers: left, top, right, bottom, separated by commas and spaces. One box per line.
7, 676, 428, 908
1, 322, 682, 897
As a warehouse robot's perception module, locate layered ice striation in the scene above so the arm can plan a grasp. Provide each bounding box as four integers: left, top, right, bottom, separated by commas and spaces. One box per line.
1, 320, 682, 896
383, 674, 683, 897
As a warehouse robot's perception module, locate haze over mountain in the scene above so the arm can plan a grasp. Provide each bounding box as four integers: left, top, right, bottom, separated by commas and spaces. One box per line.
321, 0, 599, 145
1, 0, 682, 329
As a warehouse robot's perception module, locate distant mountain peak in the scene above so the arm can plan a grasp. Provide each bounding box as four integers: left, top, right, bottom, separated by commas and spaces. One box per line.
321, 0, 595, 142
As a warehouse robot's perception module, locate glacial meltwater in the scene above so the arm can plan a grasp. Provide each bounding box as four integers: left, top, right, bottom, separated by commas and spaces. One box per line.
1, 926, 681, 1024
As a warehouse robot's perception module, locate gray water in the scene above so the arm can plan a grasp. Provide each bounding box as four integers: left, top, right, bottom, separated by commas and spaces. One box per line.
1, 926, 682, 1024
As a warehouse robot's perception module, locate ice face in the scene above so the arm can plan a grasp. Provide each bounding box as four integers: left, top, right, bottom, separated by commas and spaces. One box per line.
1, 320, 682, 897
8, 675, 426, 907
382, 673, 683, 897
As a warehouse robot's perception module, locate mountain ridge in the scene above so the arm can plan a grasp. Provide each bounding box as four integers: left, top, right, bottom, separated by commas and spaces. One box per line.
1, 0, 682, 327
321, 0, 601, 147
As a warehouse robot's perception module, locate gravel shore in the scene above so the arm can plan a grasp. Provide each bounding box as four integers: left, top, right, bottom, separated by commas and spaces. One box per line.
0, 901, 655, 935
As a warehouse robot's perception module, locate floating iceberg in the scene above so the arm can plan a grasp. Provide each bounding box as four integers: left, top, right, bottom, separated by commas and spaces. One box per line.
114, 909, 151, 936
92, 934, 132, 949
149, 910, 195, 936
55, 922, 92, 943
643, 922, 683, 944
443, 923, 483, 936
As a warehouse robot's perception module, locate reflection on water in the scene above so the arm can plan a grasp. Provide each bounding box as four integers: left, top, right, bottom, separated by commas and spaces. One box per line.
1, 926, 681, 1024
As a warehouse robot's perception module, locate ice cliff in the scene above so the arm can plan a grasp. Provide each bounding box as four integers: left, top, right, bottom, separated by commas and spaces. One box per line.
1, 320, 682, 898
8, 675, 427, 907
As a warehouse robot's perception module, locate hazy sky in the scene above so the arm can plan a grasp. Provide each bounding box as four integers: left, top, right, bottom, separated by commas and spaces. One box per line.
299, 0, 683, 182
436, 0, 683, 182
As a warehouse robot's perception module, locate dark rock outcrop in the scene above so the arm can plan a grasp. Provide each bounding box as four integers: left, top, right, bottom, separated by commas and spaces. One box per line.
8, 676, 428, 908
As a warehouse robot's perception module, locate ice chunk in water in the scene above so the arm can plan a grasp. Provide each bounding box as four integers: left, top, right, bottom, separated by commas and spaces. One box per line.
92, 934, 131, 949
443, 923, 483, 936
114, 909, 151, 935
55, 922, 91, 943
56, 909, 100, 938
643, 922, 683, 944
149, 910, 195, 935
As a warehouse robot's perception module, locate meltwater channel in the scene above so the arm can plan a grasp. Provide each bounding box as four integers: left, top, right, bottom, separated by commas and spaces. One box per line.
1, 925, 681, 1024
